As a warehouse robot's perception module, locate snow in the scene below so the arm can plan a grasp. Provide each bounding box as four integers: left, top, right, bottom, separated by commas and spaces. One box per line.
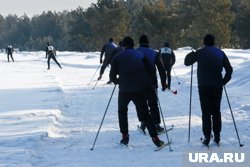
0, 48, 249, 167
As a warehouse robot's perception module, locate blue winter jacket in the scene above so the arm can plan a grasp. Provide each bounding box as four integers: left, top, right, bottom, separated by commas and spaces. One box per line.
137, 45, 166, 88
110, 48, 154, 92
184, 46, 233, 87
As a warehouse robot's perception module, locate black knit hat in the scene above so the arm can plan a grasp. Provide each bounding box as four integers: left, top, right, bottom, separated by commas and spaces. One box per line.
164, 42, 169, 47
123, 36, 134, 47
139, 34, 149, 44
203, 34, 215, 46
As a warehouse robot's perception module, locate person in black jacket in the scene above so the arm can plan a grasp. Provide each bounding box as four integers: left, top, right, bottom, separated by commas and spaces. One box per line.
159, 42, 176, 89
97, 38, 117, 80
6, 44, 14, 62
110, 36, 164, 147
137, 34, 167, 134
46, 43, 62, 70
184, 34, 233, 145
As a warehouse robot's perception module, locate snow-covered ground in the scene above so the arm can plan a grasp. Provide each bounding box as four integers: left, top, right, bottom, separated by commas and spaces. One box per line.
0, 48, 249, 167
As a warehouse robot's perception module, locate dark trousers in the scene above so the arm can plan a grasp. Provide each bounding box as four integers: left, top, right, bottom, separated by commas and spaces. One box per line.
100, 58, 109, 75
47, 55, 61, 69
118, 91, 158, 137
198, 86, 222, 137
7, 53, 14, 62
165, 66, 172, 89
146, 88, 161, 124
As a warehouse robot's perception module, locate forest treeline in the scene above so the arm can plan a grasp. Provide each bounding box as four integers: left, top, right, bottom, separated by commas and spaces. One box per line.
0, 0, 249, 51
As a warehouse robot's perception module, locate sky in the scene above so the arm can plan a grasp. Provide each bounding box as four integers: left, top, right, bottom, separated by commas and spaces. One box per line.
0, 0, 97, 17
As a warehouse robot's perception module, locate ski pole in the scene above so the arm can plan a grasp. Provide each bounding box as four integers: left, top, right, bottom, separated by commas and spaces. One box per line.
90, 85, 117, 150
223, 85, 244, 147
92, 78, 100, 90
155, 89, 173, 151
172, 68, 180, 85
188, 65, 193, 142
88, 64, 101, 85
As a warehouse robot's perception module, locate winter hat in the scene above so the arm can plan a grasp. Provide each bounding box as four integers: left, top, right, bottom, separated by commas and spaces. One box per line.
139, 34, 149, 45
123, 36, 134, 47
164, 42, 169, 47
109, 38, 113, 42
203, 34, 215, 46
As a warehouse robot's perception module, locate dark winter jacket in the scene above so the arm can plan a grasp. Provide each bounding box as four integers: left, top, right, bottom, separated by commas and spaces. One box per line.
137, 45, 166, 88
46, 45, 56, 57
6, 45, 13, 54
108, 46, 124, 64
110, 48, 154, 92
100, 42, 117, 64
159, 47, 176, 68
184, 46, 233, 87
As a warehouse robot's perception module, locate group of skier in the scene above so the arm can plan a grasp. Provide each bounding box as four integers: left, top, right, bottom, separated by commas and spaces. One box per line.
97, 34, 233, 148
3, 43, 62, 70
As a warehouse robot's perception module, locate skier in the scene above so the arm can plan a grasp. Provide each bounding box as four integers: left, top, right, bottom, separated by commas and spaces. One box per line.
184, 34, 233, 145
110, 36, 164, 147
97, 38, 117, 81
107, 41, 124, 84
6, 44, 14, 62
45, 42, 62, 70
159, 42, 176, 89
136, 34, 167, 134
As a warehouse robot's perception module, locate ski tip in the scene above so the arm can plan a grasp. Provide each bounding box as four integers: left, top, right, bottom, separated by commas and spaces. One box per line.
173, 90, 177, 94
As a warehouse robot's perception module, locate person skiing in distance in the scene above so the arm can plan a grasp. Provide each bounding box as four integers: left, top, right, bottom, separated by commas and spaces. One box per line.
97, 37, 117, 81
136, 34, 167, 134
46, 42, 62, 70
6, 44, 14, 62
184, 34, 233, 146
159, 42, 176, 89
107, 41, 124, 84
109, 36, 164, 147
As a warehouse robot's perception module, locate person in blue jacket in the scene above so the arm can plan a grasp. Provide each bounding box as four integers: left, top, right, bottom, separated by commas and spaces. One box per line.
98, 38, 117, 80
184, 34, 233, 145
110, 36, 164, 147
137, 34, 167, 134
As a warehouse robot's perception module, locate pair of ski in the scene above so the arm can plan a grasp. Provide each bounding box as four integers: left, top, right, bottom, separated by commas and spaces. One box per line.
119, 141, 172, 151
200, 137, 220, 150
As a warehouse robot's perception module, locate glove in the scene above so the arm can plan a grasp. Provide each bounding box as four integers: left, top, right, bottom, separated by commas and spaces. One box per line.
161, 82, 167, 91
222, 76, 231, 85
100, 59, 103, 64
112, 78, 119, 85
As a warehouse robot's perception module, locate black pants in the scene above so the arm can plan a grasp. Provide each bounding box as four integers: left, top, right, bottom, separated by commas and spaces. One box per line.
198, 86, 222, 137
100, 58, 109, 75
118, 91, 158, 137
7, 53, 14, 62
47, 55, 61, 69
146, 88, 161, 124
165, 66, 172, 89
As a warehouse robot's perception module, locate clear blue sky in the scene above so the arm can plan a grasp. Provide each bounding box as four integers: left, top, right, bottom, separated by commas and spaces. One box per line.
0, 0, 97, 17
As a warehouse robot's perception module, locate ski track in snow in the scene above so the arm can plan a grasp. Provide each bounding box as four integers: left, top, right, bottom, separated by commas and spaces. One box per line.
0, 49, 249, 167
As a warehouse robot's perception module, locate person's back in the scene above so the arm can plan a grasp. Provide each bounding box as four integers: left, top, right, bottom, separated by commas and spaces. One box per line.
159, 43, 175, 69
184, 34, 233, 145
111, 48, 151, 92
110, 36, 164, 148
6, 45, 13, 54
104, 42, 117, 60
46, 42, 61, 70
196, 46, 225, 87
